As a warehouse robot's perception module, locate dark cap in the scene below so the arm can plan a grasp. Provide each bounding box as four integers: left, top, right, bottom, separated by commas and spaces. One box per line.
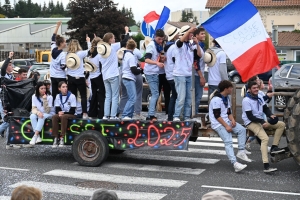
268, 116, 278, 125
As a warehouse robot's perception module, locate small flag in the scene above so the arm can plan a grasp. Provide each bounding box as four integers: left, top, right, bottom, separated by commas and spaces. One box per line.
202, 0, 279, 82
144, 11, 160, 30
155, 6, 170, 30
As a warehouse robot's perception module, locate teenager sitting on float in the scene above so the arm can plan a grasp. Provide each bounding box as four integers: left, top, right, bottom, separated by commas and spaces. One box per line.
52, 81, 76, 148
30, 82, 55, 145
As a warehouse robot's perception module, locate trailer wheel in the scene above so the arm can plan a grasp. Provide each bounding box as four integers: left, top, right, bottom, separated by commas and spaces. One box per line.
284, 89, 300, 166
72, 130, 109, 167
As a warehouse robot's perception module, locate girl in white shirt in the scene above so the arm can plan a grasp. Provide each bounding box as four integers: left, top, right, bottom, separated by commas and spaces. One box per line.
66, 36, 91, 119
29, 82, 54, 145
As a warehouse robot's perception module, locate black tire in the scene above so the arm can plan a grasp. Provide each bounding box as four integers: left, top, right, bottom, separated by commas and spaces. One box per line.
284, 89, 300, 166
72, 130, 109, 167
109, 149, 125, 154
275, 95, 286, 111
232, 75, 241, 83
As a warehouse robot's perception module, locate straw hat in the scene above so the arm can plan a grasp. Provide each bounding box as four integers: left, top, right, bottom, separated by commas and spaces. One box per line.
166, 27, 180, 41
204, 49, 217, 67
77, 88, 91, 102
66, 53, 81, 70
13, 67, 20, 74
179, 25, 191, 36
44, 71, 50, 80
117, 47, 127, 61
141, 37, 152, 50
83, 57, 98, 73
97, 41, 111, 58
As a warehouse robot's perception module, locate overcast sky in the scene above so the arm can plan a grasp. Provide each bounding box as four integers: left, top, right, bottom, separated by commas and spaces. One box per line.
15, 0, 208, 21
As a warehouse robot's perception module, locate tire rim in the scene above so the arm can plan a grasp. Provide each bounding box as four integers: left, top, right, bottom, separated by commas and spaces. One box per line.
78, 139, 100, 160
276, 95, 286, 106
233, 76, 240, 83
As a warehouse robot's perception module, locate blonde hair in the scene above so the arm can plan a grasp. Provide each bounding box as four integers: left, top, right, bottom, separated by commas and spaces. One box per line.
11, 185, 42, 200
90, 37, 102, 54
67, 39, 82, 53
103, 33, 114, 43
126, 39, 136, 50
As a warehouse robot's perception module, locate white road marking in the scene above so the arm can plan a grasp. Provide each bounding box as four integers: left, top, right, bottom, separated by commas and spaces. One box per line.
101, 162, 205, 175
9, 181, 166, 200
201, 185, 300, 196
110, 153, 220, 164
170, 148, 227, 155
44, 169, 187, 188
0, 167, 29, 171
189, 141, 238, 148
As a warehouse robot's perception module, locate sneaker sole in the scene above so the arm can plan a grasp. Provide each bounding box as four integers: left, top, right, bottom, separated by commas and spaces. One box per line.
270, 149, 285, 156
264, 168, 277, 173
237, 155, 252, 163
235, 165, 247, 172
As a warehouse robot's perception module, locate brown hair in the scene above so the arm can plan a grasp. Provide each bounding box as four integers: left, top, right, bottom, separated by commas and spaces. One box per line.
11, 185, 42, 200
90, 37, 102, 54
103, 33, 114, 43
56, 34, 65, 47
126, 39, 136, 50
67, 39, 82, 53
218, 80, 233, 92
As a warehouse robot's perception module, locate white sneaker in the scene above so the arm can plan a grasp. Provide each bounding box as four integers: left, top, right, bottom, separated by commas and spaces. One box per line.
102, 116, 109, 120
244, 149, 251, 155
58, 138, 65, 147
264, 167, 277, 173
110, 117, 120, 120
36, 135, 42, 143
6, 144, 21, 150
268, 146, 271, 153
173, 117, 180, 122
52, 137, 58, 148
237, 151, 252, 162
29, 135, 38, 145
234, 162, 247, 172
82, 114, 89, 119
122, 116, 132, 120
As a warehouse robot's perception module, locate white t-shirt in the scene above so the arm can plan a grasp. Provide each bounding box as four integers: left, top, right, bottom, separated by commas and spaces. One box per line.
208, 50, 227, 86
242, 96, 265, 126
194, 45, 205, 76
67, 43, 91, 77
101, 42, 120, 80
122, 51, 137, 81
144, 41, 160, 75
89, 54, 103, 79
50, 43, 67, 78
32, 95, 53, 114
164, 44, 176, 80
173, 40, 197, 77
54, 93, 77, 113
209, 96, 231, 129
133, 48, 142, 63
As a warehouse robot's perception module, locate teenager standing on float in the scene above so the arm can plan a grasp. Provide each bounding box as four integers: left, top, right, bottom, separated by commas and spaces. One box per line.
144, 29, 165, 121
172, 26, 202, 121
99, 26, 130, 120
86, 36, 106, 119
66, 35, 91, 119
50, 21, 67, 102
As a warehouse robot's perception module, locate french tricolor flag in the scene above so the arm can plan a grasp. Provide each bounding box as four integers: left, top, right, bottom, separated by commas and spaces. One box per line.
144, 11, 160, 30
202, 0, 279, 82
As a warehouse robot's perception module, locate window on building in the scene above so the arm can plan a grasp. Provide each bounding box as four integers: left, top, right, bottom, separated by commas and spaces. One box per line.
278, 25, 294, 32
0, 46, 4, 50
42, 54, 49, 62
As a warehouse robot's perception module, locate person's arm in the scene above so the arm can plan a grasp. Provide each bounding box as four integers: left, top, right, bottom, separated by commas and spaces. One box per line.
43, 96, 51, 114
55, 106, 62, 114
129, 55, 141, 75
192, 37, 201, 58
31, 106, 38, 115
179, 27, 197, 44
219, 52, 228, 80
51, 21, 61, 42
263, 104, 273, 118
64, 107, 76, 115
1, 52, 13, 77
214, 108, 232, 132
144, 45, 164, 67
120, 26, 130, 47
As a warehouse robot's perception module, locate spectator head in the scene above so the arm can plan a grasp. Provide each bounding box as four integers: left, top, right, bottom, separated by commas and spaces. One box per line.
12, 67, 20, 75
212, 39, 221, 48
103, 32, 115, 44
154, 29, 165, 45
18, 68, 28, 80
29, 71, 40, 80
126, 39, 137, 50
194, 27, 206, 42
58, 81, 68, 94
202, 190, 234, 200
68, 39, 83, 53
247, 81, 259, 95
56, 34, 66, 48
90, 37, 102, 54
90, 189, 119, 200
218, 80, 233, 94
11, 185, 42, 200
35, 81, 47, 97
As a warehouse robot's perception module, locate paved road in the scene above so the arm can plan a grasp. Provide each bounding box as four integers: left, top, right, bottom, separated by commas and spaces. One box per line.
0, 135, 299, 200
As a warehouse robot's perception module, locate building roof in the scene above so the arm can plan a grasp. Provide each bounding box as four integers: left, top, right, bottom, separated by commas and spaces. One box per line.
278, 32, 300, 47
167, 21, 196, 28
206, 0, 300, 8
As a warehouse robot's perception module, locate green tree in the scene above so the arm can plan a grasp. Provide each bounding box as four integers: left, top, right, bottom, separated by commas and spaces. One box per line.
180, 9, 194, 23
131, 33, 145, 49
67, 0, 128, 49
2, 0, 13, 17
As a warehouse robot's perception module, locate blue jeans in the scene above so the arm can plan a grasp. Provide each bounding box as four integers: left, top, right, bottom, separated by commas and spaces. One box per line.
194, 76, 204, 115
145, 74, 159, 117
214, 122, 247, 164
104, 76, 120, 117
208, 85, 219, 99
30, 113, 53, 132
173, 76, 192, 120
122, 79, 136, 118
0, 122, 10, 144
0, 101, 4, 120
168, 80, 177, 121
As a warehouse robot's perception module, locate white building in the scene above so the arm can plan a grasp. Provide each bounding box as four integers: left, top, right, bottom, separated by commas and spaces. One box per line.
171, 8, 209, 24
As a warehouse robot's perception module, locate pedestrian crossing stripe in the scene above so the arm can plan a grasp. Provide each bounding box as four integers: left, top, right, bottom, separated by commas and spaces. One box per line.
9, 181, 167, 200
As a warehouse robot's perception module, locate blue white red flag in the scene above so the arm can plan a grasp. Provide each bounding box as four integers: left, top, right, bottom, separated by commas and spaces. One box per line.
155, 6, 170, 30
202, 0, 279, 82
144, 11, 160, 30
